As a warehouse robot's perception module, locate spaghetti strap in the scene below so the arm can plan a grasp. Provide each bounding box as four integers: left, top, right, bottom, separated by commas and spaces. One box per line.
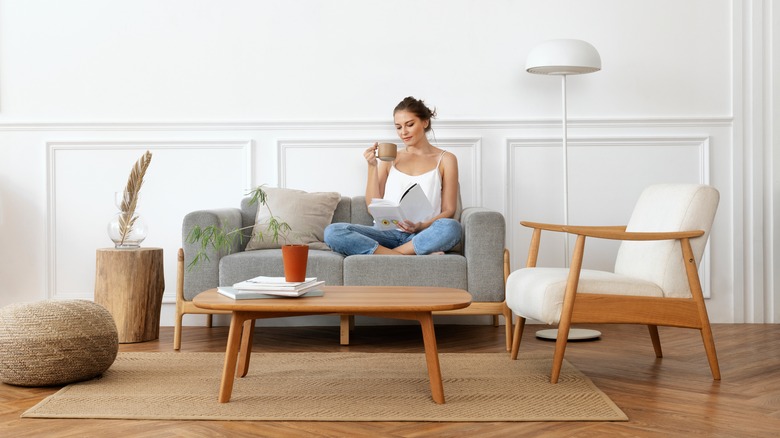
436, 150, 447, 166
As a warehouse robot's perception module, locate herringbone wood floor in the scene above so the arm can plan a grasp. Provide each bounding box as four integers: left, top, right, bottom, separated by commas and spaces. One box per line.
2, 322, 780, 437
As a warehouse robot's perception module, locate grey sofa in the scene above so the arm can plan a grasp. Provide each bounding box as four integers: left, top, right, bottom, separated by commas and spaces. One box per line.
174, 195, 511, 350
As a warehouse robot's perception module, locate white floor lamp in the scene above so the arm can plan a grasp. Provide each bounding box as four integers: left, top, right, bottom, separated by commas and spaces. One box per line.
525, 39, 602, 341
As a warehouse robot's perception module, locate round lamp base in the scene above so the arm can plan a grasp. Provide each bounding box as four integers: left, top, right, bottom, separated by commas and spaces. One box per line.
535, 328, 602, 341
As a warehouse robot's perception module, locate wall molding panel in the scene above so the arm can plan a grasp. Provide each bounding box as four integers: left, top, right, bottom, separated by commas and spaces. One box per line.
278, 137, 482, 204
4, 115, 737, 325
506, 135, 712, 299
47, 141, 253, 301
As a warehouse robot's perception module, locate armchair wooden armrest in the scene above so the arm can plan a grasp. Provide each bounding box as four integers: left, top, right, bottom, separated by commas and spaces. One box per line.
561, 225, 704, 241
522, 221, 627, 233
521, 221, 703, 240
521, 221, 704, 269
519, 221, 568, 233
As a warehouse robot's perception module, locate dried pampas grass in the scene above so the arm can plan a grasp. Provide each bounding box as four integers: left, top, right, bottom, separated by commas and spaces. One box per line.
118, 151, 152, 246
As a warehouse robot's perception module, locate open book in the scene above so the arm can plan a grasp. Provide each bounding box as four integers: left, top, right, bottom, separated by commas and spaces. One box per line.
368, 183, 435, 230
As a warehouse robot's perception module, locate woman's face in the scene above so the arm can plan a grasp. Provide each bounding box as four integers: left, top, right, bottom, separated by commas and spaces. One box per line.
394, 110, 428, 147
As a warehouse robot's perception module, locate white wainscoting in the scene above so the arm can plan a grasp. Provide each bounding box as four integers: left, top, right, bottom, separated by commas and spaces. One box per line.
47, 141, 252, 302
278, 137, 481, 206
507, 136, 711, 296
18, 117, 734, 326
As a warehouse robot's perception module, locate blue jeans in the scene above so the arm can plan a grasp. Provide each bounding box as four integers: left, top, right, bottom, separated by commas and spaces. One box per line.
324, 219, 462, 256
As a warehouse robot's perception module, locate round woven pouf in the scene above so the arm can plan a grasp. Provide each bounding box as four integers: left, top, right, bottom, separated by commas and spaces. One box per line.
0, 300, 119, 387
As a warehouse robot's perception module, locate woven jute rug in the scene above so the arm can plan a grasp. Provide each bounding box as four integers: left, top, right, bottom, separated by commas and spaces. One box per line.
23, 352, 627, 422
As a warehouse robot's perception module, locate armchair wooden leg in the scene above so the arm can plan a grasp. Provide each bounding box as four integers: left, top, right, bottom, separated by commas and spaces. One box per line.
700, 326, 721, 380
550, 234, 586, 384
648, 325, 663, 358
680, 238, 721, 380
510, 316, 525, 360
551, 324, 570, 384
207, 314, 213, 328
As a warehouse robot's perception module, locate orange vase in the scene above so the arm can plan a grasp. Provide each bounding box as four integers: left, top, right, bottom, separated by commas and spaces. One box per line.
281, 244, 309, 282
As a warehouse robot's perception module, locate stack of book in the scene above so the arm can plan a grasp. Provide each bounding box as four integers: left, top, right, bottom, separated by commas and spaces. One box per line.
217, 275, 325, 300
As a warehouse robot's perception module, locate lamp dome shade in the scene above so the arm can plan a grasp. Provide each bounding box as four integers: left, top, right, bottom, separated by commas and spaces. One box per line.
526, 39, 601, 75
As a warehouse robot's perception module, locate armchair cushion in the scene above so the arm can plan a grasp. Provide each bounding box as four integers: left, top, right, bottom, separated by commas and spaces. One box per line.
506, 268, 663, 324
245, 187, 341, 251
615, 184, 719, 298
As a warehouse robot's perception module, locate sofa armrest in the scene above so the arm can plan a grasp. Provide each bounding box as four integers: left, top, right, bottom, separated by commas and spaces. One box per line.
181, 208, 244, 301
460, 207, 506, 302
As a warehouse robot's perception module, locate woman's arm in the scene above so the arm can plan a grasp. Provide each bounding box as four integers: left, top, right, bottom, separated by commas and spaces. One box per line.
438, 152, 459, 220
364, 143, 391, 207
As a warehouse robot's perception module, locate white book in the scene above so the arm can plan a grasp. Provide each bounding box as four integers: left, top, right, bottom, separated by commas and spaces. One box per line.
218, 285, 325, 299
368, 183, 435, 230
231, 280, 325, 295
232, 276, 319, 291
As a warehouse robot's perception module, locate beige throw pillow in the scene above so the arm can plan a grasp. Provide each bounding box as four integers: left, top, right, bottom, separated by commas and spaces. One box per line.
245, 187, 341, 251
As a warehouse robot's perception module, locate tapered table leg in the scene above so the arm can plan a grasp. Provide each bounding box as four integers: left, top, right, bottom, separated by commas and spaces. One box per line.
236, 319, 255, 377
219, 312, 245, 403
418, 312, 444, 404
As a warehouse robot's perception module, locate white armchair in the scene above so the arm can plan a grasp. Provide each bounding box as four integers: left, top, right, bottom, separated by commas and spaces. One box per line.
506, 184, 720, 383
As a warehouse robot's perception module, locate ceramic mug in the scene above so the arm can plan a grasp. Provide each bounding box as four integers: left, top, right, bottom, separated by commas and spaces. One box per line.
376, 143, 398, 161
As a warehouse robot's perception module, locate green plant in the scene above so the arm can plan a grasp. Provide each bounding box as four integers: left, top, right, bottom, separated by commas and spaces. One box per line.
186, 185, 291, 270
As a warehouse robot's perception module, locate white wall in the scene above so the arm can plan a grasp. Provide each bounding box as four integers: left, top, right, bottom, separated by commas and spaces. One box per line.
0, 0, 776, 325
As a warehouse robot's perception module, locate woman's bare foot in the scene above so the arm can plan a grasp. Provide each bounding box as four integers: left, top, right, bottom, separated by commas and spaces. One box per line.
373, 245, 405, 255
373, 243, 444, 256
391, 241, 417, 255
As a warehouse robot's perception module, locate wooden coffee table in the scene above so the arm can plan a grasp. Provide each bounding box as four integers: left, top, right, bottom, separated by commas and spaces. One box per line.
192, 286, 471, 404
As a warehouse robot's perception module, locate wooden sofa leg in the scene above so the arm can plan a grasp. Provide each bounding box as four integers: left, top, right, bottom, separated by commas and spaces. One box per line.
174, 311, 183, 351
503, 305, 513, 352
340, 315, 354, 345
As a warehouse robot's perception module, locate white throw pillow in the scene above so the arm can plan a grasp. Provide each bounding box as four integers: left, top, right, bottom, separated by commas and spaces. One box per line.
245, 187, 341, 251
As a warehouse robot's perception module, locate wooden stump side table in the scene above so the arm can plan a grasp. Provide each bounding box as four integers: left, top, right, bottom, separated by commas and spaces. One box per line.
94, 247, 165, 343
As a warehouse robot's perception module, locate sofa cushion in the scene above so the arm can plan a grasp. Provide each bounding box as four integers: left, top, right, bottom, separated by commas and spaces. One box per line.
331, 197, 353, 224
245, 187, 341, 251
344, 254, 468, 291
219, 249, 346, 290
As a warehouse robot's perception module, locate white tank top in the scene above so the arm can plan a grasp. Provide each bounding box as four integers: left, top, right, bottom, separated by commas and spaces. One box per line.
383, 150, 446, 221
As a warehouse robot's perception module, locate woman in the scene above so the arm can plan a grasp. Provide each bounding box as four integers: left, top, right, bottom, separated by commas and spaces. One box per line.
324, 96, 461, 255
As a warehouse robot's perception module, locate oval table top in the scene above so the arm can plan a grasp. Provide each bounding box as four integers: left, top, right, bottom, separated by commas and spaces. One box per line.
192, 285, 472, 313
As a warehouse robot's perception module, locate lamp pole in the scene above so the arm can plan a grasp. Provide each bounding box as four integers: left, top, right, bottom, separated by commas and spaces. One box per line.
561, 74, 570, 267
525, 38, 602, 341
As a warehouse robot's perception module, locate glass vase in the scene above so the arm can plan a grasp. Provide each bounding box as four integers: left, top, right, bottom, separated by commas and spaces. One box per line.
107, 191, 148, 249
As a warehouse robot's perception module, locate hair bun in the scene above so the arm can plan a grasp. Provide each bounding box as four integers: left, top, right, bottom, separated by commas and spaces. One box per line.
394, 96, 437, 132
